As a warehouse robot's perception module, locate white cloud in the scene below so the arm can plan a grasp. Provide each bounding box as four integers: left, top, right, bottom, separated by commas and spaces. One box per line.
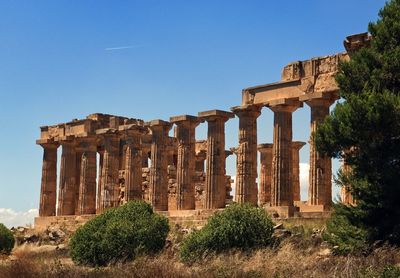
300, 163, 310, 201
0, 208, 38, 228
104, 45, 142, 51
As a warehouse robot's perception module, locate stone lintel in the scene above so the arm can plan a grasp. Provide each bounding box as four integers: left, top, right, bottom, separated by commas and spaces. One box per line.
118, 124, 147, 134
198, 110, 234, 121
299, 91, 339, 103
95, 128, 118, 135
267, 97, 303, 108
169, 115, 203, 124
58, 135, 75, 142
145, 119, 172, 128
244, 79, 302, 95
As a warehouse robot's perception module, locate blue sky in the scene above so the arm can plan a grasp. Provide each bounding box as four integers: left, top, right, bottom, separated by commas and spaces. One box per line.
0, 1, 385, 225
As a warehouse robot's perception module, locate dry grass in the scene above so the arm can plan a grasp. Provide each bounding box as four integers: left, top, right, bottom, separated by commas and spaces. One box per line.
0, 241, 399, 278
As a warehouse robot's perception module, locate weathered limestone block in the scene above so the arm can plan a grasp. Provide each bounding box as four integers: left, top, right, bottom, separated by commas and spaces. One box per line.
198, 110, 234, 209
97, 130, 120, 212
37, 140, 59, 217
231, 105, 261, 206
258, 143, 273, 207
146, 120, 172, 211
119, 124, 146, 202
268, 99, 302, 216
292, 141, 306, 202
76, 137, 97, 215
58, 139, 77, 216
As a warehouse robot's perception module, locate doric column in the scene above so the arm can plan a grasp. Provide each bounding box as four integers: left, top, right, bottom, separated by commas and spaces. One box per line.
231, 105, 261, 206
292, 141, 306, 202
305, 98, 335, 209
37, 140, 59, 217
76, 137, 97, 215
57, 139, 77, 216
170, 115, 202, 210
147, 120, 172, 211
258, 143, 273, 207
97, 130, 120, 212
198, 110, 234, 209
96, 148, 104, 213
120, 124, 146, 202
268, 99, 301, 216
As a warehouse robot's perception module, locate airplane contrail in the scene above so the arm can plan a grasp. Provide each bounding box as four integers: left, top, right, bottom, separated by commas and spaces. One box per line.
104, 45, 141, 51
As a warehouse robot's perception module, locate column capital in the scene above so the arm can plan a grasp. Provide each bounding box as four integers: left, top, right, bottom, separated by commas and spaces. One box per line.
268, 98, 303, 113
198, 109, 234, 122
292, 141, 306, 151
258, 143, 273, 153
170, 115, 204, 127
299, 91, 339, 106
118, 124, 147, 137
36, 139, 59, 149
231, 105, 262, 118
145, 119, 172, 133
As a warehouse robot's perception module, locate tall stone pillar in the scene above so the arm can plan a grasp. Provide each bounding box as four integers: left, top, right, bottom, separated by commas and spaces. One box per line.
198, 110, 234, 209
147, 120, 172, 211
97, 130, 120, 212
37, 140, 58, 217
231, 105, 261, 206
96, 149, 104, 213
305, 98, 335, 209
170, 115, 202, 210
57, 139, 77, 216
292, 141, 306, 203
120, 125, 146, 202
258, 143, 273, 207
268, 99, 301, 217
76, 137, 97, 215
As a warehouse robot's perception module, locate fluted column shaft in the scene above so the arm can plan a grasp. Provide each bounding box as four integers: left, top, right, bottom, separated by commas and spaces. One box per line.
232, 106, 261, 206
306, 99, 334, 207
38, 142, 58, 217
148, 120, 172, 211
123, 127, 144, 202
270, 104, 299, 207
58, 140, 77, 215
76, 138, 97, 215
98, 134, 120, 212
258, 144, 273, 206
292, 141, 306, 202
171, 116, 201, 210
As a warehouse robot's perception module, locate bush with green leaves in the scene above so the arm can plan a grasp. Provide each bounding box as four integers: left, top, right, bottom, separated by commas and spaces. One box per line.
0, 223, 14, 254
70, 201, 169, 266
180, 203, 274, 263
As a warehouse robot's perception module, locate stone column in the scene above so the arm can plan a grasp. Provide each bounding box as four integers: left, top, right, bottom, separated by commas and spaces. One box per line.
147, 120, 172, 211
97, 130, 120, 212
195, 150, 206, 172
258, 144, 273, 207
231, 105, 261, 206
120, 125, 146, 202
269, 100, 301, 217
76, 137, 97, 215
57, 139, 77, 216
170, 115, 202, 210
292, 141, 306, 203
37, 140, 59, 217
96, 149, 104, 213
198, 110, 234, 209
305, 98, 335, 209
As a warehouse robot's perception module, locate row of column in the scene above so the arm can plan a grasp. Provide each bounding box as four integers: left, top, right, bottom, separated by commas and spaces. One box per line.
231, 97, 335, 215
39, 110, 236, 216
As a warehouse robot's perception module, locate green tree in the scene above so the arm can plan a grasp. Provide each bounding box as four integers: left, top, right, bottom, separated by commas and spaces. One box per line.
70, 201, 169, 266
315, 0, 400, 249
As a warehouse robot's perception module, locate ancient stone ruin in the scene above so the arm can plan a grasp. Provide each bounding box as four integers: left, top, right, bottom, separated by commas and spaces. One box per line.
35, 33, 369, 228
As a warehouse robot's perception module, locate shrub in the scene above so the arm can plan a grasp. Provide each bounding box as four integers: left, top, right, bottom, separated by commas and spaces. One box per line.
0, 223, 15, 254
180, 203, 274, 263
70, 201, 169, 266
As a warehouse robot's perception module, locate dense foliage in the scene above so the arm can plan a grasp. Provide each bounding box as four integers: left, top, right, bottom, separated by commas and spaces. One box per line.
0, 223, 14, 255
70, 201, 169, 266
180, 203, 274, 263
315, 0, 400, 251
